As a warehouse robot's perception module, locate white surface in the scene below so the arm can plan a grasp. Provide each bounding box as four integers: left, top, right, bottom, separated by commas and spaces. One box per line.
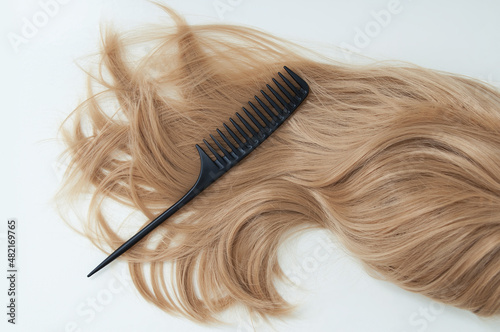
1, 0, 500, 331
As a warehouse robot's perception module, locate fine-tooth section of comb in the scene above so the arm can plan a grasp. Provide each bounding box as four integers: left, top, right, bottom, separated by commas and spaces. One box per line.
87, 66, 309, 277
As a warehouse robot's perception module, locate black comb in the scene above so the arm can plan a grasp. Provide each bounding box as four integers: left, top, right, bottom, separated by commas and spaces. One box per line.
87, 66, 309, 277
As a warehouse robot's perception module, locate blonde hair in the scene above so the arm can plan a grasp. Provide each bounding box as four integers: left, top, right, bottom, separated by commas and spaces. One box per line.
56, 5, 500, 322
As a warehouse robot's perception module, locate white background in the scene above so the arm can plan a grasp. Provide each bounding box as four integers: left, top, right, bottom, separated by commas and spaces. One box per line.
1, 0, 500, 331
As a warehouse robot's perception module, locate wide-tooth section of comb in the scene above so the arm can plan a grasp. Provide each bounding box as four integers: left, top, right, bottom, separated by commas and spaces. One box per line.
200, 66, 309, 171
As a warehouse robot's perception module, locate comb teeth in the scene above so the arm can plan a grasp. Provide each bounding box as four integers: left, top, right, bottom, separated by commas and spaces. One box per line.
200, 66, 309, 168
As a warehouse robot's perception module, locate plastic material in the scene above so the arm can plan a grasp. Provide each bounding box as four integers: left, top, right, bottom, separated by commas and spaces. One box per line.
87, 66, 310, 277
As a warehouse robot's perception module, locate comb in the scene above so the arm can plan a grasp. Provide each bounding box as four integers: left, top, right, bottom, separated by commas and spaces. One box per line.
87, 66, 309, 277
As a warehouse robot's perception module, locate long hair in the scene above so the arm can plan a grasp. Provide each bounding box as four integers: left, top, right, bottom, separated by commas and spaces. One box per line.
55, 5, 500, 322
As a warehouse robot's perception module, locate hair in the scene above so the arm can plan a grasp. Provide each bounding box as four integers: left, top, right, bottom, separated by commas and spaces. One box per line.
56, 5, 500, 323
